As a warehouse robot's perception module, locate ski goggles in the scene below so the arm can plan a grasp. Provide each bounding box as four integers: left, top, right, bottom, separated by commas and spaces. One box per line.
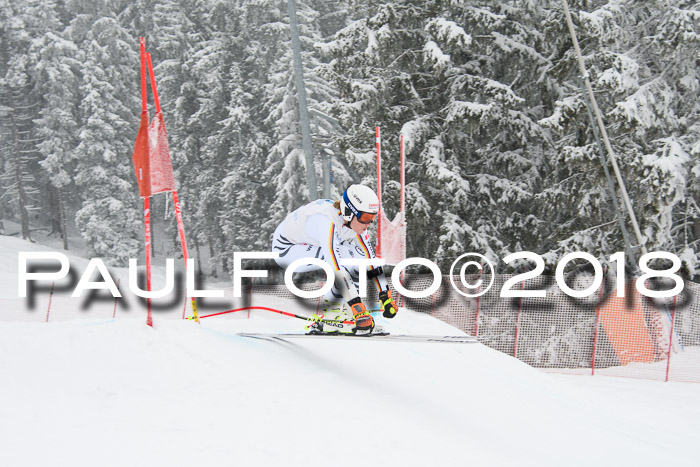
356, 212, 377, 224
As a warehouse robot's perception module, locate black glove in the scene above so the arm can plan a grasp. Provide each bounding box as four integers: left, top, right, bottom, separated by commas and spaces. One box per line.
379, 290, 398, 319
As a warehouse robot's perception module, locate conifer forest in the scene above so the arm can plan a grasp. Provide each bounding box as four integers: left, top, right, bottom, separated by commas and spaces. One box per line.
1, 0, 698, 280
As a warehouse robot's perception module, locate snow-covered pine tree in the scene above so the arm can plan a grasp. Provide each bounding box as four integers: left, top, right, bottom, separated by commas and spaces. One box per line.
218, 2, 277, 257
262, 0, 349, 232
29, 1, 81, 249
324, 1, 550, 268
538, 0, 699, 277
73, 16, 142, 265
323, 2, 444, 258
0, 0, 49, 242
167, 2, 248, 275
627, 1, 700, 277
0, 77, 40, 242
1, 0, 695, 283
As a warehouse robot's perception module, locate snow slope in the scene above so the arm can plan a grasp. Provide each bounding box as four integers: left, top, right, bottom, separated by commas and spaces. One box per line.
1, 236, 698, 466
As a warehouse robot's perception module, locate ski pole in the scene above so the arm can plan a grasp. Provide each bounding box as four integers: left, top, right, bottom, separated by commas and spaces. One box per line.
188, 306, 356, 325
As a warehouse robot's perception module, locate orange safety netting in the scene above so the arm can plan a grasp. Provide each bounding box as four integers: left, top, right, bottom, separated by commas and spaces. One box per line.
597, 280, 654, 365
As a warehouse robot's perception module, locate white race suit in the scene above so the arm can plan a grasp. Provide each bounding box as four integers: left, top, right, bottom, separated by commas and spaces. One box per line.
271, 199, 389, 303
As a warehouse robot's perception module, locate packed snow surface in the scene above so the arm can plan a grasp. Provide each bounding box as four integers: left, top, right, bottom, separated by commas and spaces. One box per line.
1, 236, 698, 466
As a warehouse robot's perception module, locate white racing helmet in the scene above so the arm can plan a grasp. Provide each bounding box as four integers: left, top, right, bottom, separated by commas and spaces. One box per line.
340, 184, 380, 224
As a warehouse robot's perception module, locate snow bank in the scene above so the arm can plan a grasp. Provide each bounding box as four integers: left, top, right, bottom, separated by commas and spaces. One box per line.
0, 316, 698, 467
1, 236, 698, 466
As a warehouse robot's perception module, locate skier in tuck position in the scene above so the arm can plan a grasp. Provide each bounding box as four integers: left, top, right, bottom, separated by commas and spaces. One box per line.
271, 184, 399, 334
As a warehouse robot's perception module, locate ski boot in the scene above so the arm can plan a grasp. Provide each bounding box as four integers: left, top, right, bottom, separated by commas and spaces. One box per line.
348, 298, 374, 335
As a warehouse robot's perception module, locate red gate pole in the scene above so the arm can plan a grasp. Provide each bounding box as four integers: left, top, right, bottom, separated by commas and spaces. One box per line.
248, 276, 254, 318
140, 39, 147, 114
139, 38, 153, 327
45, 282, 54, 323
146, 52, 200, 323
144, 197, 153, 327
665, 295, 678, 382
399, 134, 406, 286
473, 263, 483, 337
513, 279, 524, 358
113, 279, 120, 319
399, 134, 405, 215
376, 126, 382, 257
591, 266, 606, 375
172, 190, 200, 322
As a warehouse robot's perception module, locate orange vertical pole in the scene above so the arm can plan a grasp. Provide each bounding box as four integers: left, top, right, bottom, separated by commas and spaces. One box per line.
399, 134, 406, 287
45, 282, 54, 323
113, 279, 120, 319
172, 191, 200, 322
473, 264, 483, 337
591, 266, 607, 375
376, 126, 381, 257
144, 197, 153, 327
400, 134, 405, 214
665, 295, 678, 382
140, 38, 147, 113
145, 53, 161, 112
513, 279, 524, 358
145, 52, 199, 323
140, 38, 153, 327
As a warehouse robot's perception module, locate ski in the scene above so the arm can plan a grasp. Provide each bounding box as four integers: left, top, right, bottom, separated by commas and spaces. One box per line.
238, 332, 478, 343
306, 325, 389, 337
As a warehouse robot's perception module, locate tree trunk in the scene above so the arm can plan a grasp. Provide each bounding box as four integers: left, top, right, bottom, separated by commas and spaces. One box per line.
47, 185, 60, 236
6, 92, 33, 242
57, 187, 69, 250
194, 236, 203, 275
207, 236, 218, 278
16, 159, 32, 242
